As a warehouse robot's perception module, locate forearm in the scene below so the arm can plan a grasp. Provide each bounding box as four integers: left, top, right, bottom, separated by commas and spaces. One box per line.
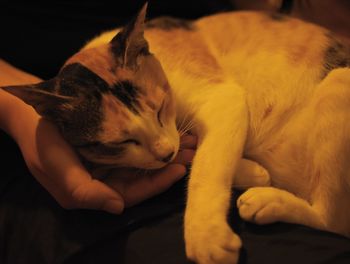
0, 59, 42, 141
0, 59, 41, 86
0, 89, 40, 144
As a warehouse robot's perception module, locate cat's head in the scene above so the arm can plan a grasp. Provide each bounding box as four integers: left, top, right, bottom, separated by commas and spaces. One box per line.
3, 3, 179, 169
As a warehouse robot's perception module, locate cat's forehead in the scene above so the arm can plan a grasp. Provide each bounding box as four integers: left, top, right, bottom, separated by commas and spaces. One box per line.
98, 88, 166, 143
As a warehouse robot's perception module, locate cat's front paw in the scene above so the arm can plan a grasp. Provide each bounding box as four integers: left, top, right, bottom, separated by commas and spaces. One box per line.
237, 187, 291, 224
185, 221, 241, 264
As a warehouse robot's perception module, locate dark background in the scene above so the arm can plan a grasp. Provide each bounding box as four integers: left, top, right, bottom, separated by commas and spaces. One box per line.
0, 0, 235, 79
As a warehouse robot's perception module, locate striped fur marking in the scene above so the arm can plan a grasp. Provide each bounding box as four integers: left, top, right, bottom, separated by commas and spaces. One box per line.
268, 13, 288, 21
111, 80, 141, 114
323, 34, 350, 76
80, 142, 126, 157
59, 63, 109, 96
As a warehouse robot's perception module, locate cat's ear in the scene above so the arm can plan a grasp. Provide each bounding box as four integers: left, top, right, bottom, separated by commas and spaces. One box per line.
110, 2, 150, 68
2, 79, 74, 117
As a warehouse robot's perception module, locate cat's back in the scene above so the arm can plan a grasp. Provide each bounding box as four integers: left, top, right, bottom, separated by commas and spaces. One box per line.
143, 11, 343, 99
196, 11, 331, 81
195, 11, 349, 143
85, 11, 334, 82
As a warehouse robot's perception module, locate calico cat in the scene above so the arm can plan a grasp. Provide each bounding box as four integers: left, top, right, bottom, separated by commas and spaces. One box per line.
3, 3, 350, 264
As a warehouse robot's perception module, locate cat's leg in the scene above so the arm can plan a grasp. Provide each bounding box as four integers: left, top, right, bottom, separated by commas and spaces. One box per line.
239, 68, 350, 236
237, 187, 326, 229
184, 81, 248, 264
234, 159, 271, 190
305, 68, 350, 236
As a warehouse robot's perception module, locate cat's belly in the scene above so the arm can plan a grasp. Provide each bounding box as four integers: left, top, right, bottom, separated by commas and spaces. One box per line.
244, 114, 315, 200
246, 141, 314, 200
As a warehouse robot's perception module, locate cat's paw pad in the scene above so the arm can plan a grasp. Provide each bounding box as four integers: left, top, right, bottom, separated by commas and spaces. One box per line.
237, 187, 287, 224
186, 223, 241, 264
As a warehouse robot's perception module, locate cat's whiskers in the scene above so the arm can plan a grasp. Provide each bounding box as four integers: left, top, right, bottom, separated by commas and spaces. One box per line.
178, 120, 196, 137
176, 110, 192, 133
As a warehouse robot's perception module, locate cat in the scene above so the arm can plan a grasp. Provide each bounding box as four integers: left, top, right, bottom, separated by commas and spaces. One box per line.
2, 3, 350, 264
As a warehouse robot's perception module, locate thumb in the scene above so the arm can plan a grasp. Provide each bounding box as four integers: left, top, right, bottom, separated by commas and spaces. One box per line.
71, 179, 125, 214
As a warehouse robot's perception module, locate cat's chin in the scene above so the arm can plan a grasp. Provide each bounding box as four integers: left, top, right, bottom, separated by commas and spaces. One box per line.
135, 162, 169, 170
82, 156, 170, 170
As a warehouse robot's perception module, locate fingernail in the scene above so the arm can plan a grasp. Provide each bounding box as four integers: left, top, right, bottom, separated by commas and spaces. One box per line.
103, 200, 124, 215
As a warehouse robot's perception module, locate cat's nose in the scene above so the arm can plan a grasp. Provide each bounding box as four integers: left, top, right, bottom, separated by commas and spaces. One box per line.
161, 151, 175, 163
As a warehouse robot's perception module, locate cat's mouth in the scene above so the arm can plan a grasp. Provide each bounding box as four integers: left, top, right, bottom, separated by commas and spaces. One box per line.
133, 148, 178, 170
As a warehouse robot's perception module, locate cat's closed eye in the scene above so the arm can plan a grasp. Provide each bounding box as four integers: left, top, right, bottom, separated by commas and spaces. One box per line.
157, 100, 165, 127
120, 139, 140, 145
76, 141, 101, 148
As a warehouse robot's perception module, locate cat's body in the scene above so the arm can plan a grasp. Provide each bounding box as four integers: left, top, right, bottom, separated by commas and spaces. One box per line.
3, 6, 350, 264
87, 9, 350, 232
85, 11, 347, 194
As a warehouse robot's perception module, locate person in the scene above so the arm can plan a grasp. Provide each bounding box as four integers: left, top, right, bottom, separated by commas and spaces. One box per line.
0, 59, 196, 214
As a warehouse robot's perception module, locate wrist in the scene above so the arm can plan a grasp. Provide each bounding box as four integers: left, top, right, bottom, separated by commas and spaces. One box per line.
0, 89, 17, 134
0, 89, 40, 144
0, 59, 43, 142
0, 59, 42, 86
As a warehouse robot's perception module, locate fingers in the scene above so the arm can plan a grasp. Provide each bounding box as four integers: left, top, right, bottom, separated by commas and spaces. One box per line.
105, 164, 187, 207
174, 134, 197, 165
172, 149, 195, 165
70, 179, 124, 214
180, 134, 197, 149
35, 119, 124, 214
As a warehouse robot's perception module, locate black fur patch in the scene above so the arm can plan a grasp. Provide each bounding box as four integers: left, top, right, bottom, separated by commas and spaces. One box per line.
111, 81, 141, 114
36, 78, 58, 93
269, 13, 288, 21
146, 17, 195, 31
110, 32, 150, 66
110, 9, 150, 68
58, 63, 109, 97
54, 63, 111, 146
323, 34, 350, 76
82, 143, 126, 157
279, 0, 294, 14
54, 93, 103, 147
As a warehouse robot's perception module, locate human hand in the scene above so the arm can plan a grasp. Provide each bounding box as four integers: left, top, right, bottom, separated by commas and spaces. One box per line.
0, 59, 42, 86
